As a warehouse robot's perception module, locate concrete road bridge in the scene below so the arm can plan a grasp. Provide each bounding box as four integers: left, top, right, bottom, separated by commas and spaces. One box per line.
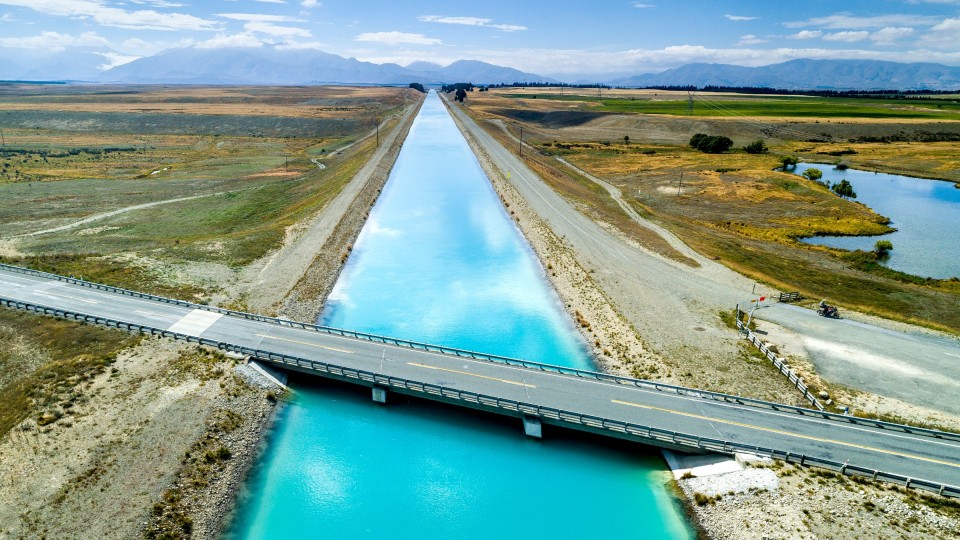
1, 263, 958, 498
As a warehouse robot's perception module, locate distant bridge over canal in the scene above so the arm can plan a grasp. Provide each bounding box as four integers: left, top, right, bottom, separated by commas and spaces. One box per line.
1, 263, 958, 499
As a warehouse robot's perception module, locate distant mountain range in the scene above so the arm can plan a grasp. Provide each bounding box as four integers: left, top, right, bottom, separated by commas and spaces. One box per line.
612, 59, 960, 90
0, 45, 553, 85
3, 46, 960, 90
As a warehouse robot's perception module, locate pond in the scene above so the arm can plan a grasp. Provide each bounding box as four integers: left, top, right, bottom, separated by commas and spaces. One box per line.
795, 163, 960, 279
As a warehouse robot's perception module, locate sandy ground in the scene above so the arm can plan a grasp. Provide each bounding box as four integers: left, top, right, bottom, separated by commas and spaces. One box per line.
682, 460, 960, 540
0, 338, 276, 540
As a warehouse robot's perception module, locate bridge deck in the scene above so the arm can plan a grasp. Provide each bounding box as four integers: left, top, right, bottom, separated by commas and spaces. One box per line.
1, 265, 958, 497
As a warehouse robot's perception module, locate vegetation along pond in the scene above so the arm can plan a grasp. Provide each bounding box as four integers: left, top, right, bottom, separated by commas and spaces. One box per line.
795, 163, 960, 279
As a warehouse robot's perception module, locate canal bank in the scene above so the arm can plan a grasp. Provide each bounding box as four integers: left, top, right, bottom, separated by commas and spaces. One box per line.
226, 91, 695, 538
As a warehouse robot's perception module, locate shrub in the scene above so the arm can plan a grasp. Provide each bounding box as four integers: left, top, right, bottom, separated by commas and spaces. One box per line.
802, 168, 823, 182
832, 179, 857, 199
874, 240, 894, 258
744, 139, 768, 154
779, 155, 799, 168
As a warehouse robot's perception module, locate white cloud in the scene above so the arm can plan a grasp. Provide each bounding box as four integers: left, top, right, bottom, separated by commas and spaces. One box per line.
275, 40, 328, 50
632, 2, 654, 7
726, 15, 757, 21
301, 0, 320, 7
255, 0, 286, 3
788, 30, 823, 39
218, 13, 303, 22
194, 33, 264, 49
919, 17, 960, 48
95, 51, 139, 70
0, 0, 219, 31
0, 30, 108, 51
129, 0, 184, 7
418, 15, 526, 32
871, 26, 913, 44
244, 21, 310, 38
785, 13, 940, 30
355, 31, 441, 45
823, 31, 870, 42
121, 36, 194, 55
737, 34, 767, 45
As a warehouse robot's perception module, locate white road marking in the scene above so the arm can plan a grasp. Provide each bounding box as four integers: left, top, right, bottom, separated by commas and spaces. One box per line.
945, 352, 960, 358
0, 280, 24, 288
167, 309, 223, 336
135, 309, 178, 321
32, 290, 99, 305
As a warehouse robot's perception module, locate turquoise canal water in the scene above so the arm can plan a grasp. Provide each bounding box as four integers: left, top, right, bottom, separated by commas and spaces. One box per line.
226, 92, 693, 539
795, 163, 960, 279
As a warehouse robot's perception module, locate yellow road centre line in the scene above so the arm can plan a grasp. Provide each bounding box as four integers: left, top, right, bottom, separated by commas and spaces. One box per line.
612, 399, 960, 469
254, 333, 354, 354
408, 362, 536, 388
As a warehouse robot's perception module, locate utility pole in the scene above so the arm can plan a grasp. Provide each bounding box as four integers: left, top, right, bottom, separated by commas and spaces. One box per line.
687, 90, 694, 116
677, 172, 683, 196
0, 128, 4, 145
376, 120, 380, 147
518, 126, 523, 157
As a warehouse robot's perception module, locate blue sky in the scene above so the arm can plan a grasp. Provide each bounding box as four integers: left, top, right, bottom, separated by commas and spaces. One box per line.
2, 0, 960, 76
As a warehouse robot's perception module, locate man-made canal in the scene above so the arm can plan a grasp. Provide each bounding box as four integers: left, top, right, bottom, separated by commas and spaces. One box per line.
226, 92, 693, 538
796, 163, 960, 279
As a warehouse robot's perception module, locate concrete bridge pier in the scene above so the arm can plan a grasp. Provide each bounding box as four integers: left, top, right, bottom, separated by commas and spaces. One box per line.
523, 415, 542, 438
372, 385, 388, 404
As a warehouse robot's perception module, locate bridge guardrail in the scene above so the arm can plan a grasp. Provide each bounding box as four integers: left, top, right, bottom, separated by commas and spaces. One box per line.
2, 295, 958, 500
3, 262, 959, 444
736, 306, 825, 411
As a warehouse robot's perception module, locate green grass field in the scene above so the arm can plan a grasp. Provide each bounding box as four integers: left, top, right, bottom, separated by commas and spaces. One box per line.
503, 93, 960, 119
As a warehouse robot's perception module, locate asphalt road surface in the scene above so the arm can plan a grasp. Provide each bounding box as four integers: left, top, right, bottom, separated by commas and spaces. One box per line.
756, 303, 960, 415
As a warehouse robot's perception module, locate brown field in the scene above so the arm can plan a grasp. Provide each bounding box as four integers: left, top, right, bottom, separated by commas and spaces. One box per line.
0, 84, 406, 118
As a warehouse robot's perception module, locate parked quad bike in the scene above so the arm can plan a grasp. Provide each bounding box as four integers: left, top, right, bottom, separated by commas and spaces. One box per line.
817, 305, 840, 319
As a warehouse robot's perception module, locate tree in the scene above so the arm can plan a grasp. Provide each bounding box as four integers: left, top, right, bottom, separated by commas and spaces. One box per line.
455, 88, 467, 102
802, 168, 823, 182
832, 179, 857, 199
408, 82, 426, 93
779, 155, 798, 169
743, 139, 768, 154
689, 133, 733, 154
623, 135, 630, 145
874, 239, 893, 258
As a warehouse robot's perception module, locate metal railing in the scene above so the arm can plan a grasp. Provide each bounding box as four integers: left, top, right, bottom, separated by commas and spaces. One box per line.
4, 263, 960, 443
736, 307, 826, 411
2, 295, 958, 500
